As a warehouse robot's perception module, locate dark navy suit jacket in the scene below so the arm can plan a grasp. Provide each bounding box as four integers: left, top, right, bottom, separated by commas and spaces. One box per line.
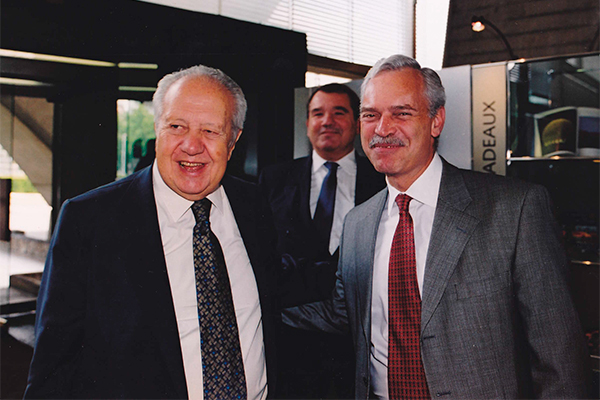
259, 154, 385, 307
25, 166, 280, 399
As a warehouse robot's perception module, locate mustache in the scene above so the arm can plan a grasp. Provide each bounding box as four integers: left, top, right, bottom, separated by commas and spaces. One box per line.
368, 136, 407, 148
318, 128, 342, 135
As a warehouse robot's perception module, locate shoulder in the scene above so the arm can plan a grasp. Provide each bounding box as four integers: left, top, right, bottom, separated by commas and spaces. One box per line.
346, 187, 387, 222
222, 174, 267, 211
443, 161, 549, 208
259, 157, 309, 185
459, 165, 538, 195
53, 168, 152, 237
222, 174, 258, 195
65, 167, 150, 211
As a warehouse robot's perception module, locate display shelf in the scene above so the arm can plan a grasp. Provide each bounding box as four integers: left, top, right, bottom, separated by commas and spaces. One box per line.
508, 156, 600, 162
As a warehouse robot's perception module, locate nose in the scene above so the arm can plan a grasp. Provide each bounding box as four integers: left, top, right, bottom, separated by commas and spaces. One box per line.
374, 113, 394, 137
323, 112, 336, 126
180, 131, 206, 155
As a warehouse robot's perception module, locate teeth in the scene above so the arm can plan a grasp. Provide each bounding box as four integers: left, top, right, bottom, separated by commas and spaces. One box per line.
180, 161, 204, 167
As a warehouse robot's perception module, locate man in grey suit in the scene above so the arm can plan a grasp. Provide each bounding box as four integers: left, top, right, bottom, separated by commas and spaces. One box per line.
285, 54, 590, 399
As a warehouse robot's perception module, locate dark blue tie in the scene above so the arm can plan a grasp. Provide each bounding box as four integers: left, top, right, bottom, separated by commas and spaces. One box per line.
313, 161, 339, 249
192, 199, 247, 400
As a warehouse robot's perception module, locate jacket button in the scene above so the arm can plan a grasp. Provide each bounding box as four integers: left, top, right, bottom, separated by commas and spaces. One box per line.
363, 376, 368, 385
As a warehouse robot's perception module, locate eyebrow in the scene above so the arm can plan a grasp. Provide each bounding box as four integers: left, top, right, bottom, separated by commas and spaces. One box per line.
359, 106, 377, 113
310, 105, 350, 114
360, 105, 417, 113
391, 105, 417, 112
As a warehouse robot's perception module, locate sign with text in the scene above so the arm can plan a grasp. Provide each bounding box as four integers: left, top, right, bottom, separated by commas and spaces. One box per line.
472, 64, 507, 175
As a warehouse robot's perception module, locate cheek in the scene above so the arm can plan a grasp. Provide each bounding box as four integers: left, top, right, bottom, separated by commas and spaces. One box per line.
155, 139, 168, 162
360, 126, 373, 145
360, 134, 369, 149
156, 135, 178, 156
207, 141, 233, 165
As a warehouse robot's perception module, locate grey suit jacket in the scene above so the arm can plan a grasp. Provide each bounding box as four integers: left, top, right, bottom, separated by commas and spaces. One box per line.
285, 159, 589, 399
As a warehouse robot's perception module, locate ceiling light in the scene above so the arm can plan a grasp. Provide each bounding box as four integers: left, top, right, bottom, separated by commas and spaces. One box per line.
0, 48, 115, 67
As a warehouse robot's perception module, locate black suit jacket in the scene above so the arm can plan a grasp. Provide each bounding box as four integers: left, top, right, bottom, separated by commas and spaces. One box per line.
259, 154, 385, 306
25, 166, 280, 399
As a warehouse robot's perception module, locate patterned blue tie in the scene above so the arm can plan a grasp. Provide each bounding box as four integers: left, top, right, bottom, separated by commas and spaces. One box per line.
313, 161, 339, 249
192, 199, 247, 400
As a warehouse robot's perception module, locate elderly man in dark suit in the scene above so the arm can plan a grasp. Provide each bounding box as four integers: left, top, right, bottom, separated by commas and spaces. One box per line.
25, 65, 279, 399
286, 54, 590, 399
260, 84, 384, 398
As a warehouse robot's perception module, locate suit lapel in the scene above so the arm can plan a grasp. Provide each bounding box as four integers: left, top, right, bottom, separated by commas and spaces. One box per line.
420, 161, 479, 332
124, 167, 188, 399
354, 189, 388, 342
297, 156, 314, 230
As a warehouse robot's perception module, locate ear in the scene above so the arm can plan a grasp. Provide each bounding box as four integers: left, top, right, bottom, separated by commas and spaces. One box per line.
431, 106, 445, 138
227, 129, 243, 160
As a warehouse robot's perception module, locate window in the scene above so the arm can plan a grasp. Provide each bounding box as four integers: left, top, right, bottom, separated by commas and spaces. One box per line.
117, 100, 155, 178
138, 0, 415, 66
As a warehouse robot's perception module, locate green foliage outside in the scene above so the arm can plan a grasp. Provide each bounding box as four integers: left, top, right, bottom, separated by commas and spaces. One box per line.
117, 100, 156, 178
8, 177, 37, 193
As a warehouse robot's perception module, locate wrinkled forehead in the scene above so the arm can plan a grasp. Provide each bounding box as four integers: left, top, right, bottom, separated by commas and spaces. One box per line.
362, 70, 428, 109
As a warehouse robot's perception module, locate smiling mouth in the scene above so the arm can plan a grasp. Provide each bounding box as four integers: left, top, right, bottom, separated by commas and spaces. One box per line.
179, 161, 206, 168
370, 143, 406, 149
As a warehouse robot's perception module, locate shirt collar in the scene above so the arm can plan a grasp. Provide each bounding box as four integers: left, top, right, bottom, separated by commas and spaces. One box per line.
311, 149, 356, 173
385, 153, 443, 215
153, 162, 225, 222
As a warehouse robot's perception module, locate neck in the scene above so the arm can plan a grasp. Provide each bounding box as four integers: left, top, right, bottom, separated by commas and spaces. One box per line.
386, 154, 435, 192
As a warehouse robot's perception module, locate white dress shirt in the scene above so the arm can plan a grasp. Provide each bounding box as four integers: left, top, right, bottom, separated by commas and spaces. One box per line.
369, 153, 442, 399
152, 162, 267, 400
310, 150, 357, 254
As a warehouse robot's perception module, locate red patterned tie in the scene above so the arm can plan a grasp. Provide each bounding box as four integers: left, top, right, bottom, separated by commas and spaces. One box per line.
388, 194, 430, 399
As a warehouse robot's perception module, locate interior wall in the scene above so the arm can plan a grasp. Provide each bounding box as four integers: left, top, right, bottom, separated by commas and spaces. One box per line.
0, 101, 53, 204
1, 0, 307, 226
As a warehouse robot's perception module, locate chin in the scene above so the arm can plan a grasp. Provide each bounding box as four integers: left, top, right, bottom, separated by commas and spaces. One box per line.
176, 182, 212, 199
371, 159, 397, 175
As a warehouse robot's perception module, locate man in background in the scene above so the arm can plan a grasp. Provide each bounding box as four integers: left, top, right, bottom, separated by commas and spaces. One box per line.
260, 83, 384, 398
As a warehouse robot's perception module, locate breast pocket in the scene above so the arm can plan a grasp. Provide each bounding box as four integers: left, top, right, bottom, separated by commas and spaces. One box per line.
454, 271, 510, 300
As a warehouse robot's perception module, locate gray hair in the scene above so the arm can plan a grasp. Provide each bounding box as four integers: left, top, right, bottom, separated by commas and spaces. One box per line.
153, 65, 247, 147
361, 54, 446, 118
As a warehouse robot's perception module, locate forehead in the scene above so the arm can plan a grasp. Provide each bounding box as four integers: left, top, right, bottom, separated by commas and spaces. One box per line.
308, 91, 352, 110
362, 69, 427, 108
163, 76, 233, 114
